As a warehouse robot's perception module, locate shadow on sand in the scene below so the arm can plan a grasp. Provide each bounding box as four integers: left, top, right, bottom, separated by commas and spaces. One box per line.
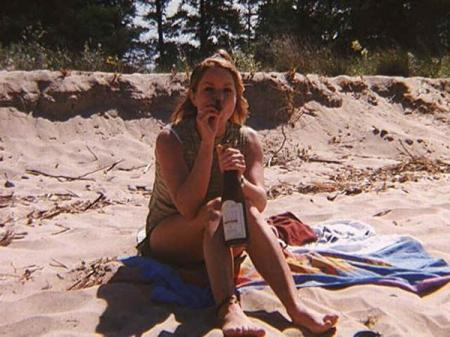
94, 264, 334, 337
95, 265, 216, 337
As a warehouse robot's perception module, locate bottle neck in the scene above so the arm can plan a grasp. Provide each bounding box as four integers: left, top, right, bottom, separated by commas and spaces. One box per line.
222, 170, 241, 200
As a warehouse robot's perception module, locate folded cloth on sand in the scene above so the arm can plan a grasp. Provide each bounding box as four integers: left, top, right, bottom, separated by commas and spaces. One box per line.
312, 219, 375, 246
238, 229, 450, 296
125, 218, 450, 308
120, 255, 214, 308
267, 211, 317, 246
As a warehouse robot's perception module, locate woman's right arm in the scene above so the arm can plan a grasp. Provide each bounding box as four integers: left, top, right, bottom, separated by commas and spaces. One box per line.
156, 128, 215, 220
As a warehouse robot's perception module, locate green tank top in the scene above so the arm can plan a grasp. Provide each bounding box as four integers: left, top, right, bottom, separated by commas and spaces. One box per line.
146, 117, 250, 233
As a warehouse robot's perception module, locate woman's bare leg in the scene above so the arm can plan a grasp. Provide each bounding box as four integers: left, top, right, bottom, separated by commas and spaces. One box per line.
245, 205, 339, 334
149, 199, 265, 337
203, 199, 265, 337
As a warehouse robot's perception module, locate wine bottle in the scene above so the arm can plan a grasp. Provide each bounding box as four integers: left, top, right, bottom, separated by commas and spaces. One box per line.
221, 170, 249, 246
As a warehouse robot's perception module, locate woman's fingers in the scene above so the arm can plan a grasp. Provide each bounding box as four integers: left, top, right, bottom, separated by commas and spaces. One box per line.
221, 157, 245, 170
216, 146, 246, 174
197, 112, 219, 141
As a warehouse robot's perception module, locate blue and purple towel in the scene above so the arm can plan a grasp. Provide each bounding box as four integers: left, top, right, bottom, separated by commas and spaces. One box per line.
122, 220, 450, 308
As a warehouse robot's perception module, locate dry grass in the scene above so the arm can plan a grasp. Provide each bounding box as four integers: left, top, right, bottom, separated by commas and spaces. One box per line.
267, 157, 450, 199
25, 193, 112, 225
67, 257, 118, 290
0, 229, 27, 246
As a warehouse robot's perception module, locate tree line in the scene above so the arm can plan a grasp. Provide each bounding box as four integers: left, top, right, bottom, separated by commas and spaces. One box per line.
1, 1, 449, 75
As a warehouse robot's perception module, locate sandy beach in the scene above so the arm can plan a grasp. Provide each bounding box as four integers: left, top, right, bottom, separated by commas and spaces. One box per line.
0, 71, 449, 337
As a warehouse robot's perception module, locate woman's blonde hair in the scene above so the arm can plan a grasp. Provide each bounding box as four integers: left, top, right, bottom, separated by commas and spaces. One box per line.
170, 50, 249, 125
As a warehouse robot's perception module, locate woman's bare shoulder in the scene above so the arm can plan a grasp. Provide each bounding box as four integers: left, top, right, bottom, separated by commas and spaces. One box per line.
156, 126, 182, 152
242, 125, 260, 145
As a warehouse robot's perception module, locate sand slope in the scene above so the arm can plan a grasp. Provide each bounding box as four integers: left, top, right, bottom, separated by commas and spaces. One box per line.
0, 71, 449, 337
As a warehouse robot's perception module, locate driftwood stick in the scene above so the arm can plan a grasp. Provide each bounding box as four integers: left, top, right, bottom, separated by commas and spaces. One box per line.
25, 169, 95, 182
86, 145, 98, 161
51, 224, 71, 236
83, 193, 105, 211
267, 124, 287, 167
26, 159, 124, 182
103, 159, 124, 173
307, 157, 343, 164
78, 159, 124, 178
49, 258, 69, 269
398, 139, 416, 160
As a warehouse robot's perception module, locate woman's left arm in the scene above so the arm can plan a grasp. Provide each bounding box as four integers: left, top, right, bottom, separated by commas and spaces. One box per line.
241, 128, 267, 212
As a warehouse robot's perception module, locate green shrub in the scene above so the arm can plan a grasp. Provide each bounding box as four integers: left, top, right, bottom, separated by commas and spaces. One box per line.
437, 55, 450, 77
374, 48, 410, 76
0, 40, 144, 73
233, 50, 262, 73
1, 37, 448, 77
262, 35, 349, 75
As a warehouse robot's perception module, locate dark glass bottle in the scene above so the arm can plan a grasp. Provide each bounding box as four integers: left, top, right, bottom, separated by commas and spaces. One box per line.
221, 170, 249, 246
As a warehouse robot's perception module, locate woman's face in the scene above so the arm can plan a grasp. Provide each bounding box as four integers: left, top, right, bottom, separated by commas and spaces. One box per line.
191, 66, 237, 126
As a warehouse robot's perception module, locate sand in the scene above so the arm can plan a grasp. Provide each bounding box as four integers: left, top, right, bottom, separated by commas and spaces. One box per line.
0, 71, 449, 336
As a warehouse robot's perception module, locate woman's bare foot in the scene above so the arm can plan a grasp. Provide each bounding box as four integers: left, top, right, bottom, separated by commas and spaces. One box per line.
287, 302, 338, 334
218, 299, 265, 337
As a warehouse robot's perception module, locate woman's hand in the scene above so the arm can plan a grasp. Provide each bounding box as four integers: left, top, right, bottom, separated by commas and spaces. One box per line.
216, 144, 246, 177
196, 107, 220, 145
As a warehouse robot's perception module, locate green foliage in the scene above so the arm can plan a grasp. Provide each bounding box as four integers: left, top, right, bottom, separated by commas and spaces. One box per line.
374, 48, 410, 77
252, 35, 449, 77
0, 40, 147, 73
259, 35, 348, 76
0, 0, 141, 57
436, 56, 450, 78
232, 50, 261, 73
346, 47, 450, 77
1, 0, 449, 77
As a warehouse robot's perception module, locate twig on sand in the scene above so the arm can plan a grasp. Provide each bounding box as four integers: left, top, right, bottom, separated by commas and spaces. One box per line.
306, 157, 343, 164
25, 159, 124, 182
49, 258, 69, 269
267, 124, 287, 167
373, 209, 392, 217
65, 189, 80, 198
51, 223, 71, 235
117, 164, 147, 172
103, 159, 124, 173
143, 162, 153, 174
86, 145, 99, 161
25, 169, 95, 182
82, 192, 106, 211
0, 194, 14, 208
67, 257, 117, 290
0, 229, 27, 246
20, 265, 44, 282
398, 139, 416, 159
26, 193, 111, 224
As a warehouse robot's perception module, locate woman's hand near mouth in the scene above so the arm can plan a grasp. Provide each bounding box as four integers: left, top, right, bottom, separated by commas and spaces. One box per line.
197, 108, 220, 145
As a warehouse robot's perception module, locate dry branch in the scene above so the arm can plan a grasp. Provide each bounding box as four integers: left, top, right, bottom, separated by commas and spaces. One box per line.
267, 157, 450, 199
26, 193, 111, 224
86, 145, 99, 161
0, 229, 27, 246
25, 159, 124, 182
67, 257, 117, 290
267, 124, 287, 167
25, 169, 95, 182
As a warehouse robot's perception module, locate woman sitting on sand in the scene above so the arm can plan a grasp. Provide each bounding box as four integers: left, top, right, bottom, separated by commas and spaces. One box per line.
141, 50, 338, 336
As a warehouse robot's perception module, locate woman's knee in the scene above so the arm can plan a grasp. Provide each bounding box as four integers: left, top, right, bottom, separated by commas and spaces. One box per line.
246, 204, 267, 232
203, 197, 222, 238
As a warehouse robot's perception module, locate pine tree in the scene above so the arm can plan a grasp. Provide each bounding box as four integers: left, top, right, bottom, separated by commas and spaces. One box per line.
237, 0, 262, 50
0, 0, 140, 57
174, 0, 243, 61
139, 0, 173, 69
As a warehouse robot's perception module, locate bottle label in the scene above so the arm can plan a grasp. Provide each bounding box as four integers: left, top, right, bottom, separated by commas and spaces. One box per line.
222, 200, 246, 241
